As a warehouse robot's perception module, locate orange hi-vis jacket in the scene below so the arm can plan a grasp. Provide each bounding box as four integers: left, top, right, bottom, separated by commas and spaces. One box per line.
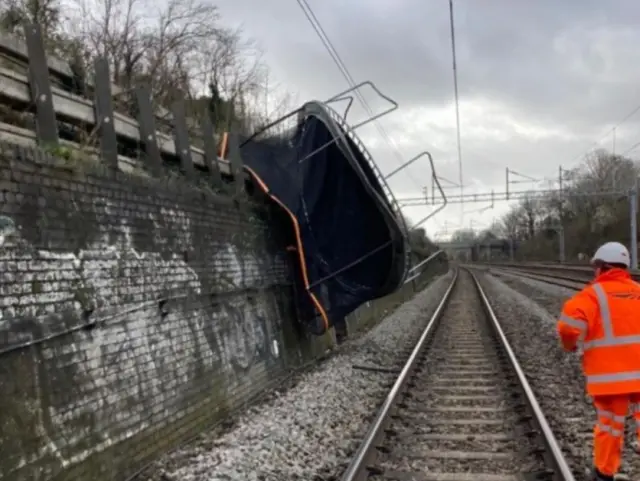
557, 268, 640, 396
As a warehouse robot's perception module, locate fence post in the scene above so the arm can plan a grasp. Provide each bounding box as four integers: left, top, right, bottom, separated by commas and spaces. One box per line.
135, 85, 163, 177
23, 23, 58, 145
171, 98, 195, 182
225, 132, 245, 197
93, 57, 118, 172
200, 114, 223, 188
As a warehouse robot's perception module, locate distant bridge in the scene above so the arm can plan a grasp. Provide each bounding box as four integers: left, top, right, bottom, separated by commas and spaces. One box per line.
436, 239, 511, 250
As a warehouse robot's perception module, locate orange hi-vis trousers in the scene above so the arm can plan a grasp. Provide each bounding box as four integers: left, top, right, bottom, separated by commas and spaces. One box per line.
593, 393, 640, 476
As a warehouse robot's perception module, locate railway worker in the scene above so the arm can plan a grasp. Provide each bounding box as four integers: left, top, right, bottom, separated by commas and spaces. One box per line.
556, 241, 640, 481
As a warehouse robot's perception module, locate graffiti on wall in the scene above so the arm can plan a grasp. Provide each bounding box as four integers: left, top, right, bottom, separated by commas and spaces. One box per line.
0, 206, 285, 477
218, 296, 280, 373
207, 244, 282, 374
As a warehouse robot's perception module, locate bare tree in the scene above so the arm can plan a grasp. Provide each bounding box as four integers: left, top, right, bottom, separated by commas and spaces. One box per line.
249, 83, 300, 137
0, 0, 68, 54
493, 149, 640, 261
65, 0, 268, 126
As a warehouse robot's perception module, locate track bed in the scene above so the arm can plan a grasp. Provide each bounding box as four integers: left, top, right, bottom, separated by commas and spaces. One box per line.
343, 269, 574, 481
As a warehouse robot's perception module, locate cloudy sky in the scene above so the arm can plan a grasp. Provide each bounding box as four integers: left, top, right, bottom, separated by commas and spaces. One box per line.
213, 0, 640, 238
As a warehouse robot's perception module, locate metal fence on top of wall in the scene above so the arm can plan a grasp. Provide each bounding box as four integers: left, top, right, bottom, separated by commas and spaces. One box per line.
0, 22, 241, 187
0, 22, 449, 481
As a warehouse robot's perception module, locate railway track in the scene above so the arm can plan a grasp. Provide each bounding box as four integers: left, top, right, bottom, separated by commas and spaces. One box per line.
484, 262, 640, 283
479, 266, 640, 477
487, 267, 587, 291
341, 268, 575, 481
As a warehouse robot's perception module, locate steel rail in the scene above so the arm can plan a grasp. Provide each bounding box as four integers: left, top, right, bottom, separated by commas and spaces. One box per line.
484, 262, 640, 279
469, 269, 576, 481
339, 269, 459, 481
487, 267, 586, 291
340, 268, 577, 481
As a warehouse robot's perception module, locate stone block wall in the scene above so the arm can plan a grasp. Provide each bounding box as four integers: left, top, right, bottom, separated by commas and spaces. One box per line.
0, 145, 299, 480
0, 143, 447, 481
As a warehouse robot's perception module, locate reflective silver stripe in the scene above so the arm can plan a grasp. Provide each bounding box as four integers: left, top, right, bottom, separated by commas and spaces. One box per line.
631, 403, 640, 414
559, 314, 587, 331
593, 284, 614, 338
584, 335, 640, 349
578, 329, 587, 344
599, 423, 623, 437
587, 371, 640, 383
583, 283, 640, 351
597, 409, 626, 423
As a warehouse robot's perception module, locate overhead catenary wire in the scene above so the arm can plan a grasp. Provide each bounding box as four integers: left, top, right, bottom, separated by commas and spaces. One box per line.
622, 140, 640, 157
448, 0, 464, 216
568, 103, 640, 166
295, 0, 423, 191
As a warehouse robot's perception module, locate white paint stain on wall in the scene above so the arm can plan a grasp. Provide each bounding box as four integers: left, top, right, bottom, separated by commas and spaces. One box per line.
1, 207, 283, 477
0, 215, 15, 248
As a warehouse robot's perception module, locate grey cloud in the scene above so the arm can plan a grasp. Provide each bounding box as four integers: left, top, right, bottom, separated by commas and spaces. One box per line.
216, 0, 640, 127
214, 0, 640, 217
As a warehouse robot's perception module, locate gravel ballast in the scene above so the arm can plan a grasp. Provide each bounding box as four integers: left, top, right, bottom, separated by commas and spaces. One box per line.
490, 268, 578, 303
141, 270, 455, 481
375, 270, 544, 479
479, 271, 640, 478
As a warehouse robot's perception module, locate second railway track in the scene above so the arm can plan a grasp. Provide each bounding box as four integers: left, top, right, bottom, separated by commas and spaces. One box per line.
341, 268, 575, 481
487, 267, 588, 291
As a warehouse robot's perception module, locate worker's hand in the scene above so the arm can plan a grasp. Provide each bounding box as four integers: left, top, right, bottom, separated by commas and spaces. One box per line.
559, 340, 577, 352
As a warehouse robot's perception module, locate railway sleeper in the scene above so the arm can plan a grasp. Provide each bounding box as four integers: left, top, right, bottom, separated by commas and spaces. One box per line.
341, 268, 574, 481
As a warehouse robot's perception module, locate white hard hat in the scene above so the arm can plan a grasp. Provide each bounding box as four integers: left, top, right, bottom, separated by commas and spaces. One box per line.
591, 242, 630, 268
